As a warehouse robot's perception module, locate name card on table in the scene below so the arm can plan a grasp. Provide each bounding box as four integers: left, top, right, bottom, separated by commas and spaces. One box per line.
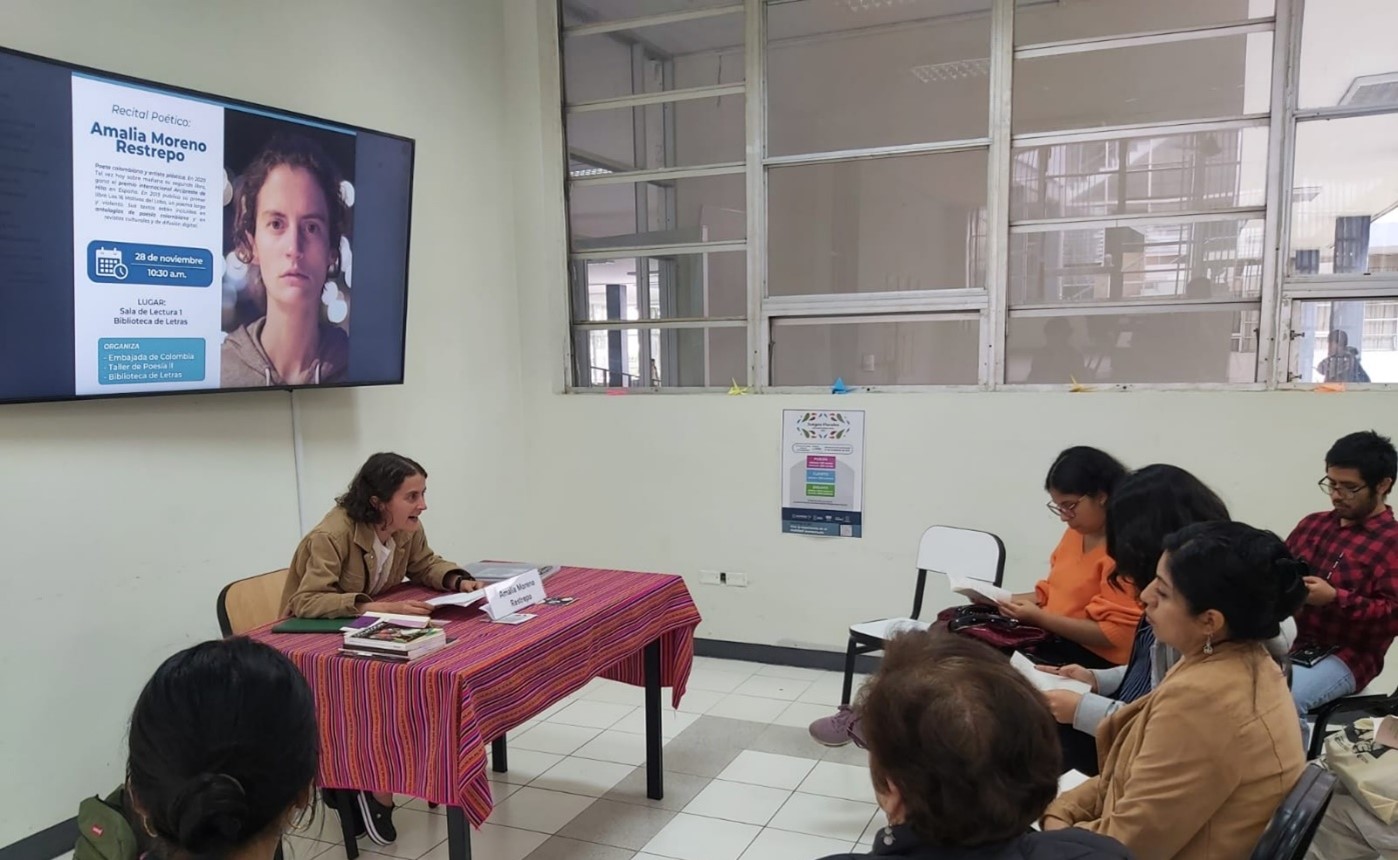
482, 569, 546, 621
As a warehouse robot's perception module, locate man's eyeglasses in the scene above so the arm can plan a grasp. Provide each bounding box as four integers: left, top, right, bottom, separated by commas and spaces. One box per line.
1318, 478, 1367, 499
1046, 498, 1082, 518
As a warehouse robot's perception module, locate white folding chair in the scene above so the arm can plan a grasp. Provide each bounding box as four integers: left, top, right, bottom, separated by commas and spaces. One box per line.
840, 525, 1006, 704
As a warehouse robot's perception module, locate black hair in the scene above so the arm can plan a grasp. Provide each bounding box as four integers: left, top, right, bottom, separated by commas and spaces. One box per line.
1160, 522, 1310, 641
1043, 446, 1128, 498
1106, 464, 1229, 591
1326, 431, 1397, 492
336, 452, 428, 525
127, 638, 319, 860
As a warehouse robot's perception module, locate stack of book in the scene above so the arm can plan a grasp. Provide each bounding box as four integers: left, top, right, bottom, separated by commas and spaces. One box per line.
340, 620, 447, 662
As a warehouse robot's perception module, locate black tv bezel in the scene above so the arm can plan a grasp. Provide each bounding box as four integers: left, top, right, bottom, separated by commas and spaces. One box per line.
0, 43, 416, 406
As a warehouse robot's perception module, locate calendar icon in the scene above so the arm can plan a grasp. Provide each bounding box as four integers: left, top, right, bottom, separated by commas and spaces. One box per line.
94, 247, 129, 280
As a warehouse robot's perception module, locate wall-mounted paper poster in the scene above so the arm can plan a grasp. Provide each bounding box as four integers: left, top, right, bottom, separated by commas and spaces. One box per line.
780, 409, 866, 538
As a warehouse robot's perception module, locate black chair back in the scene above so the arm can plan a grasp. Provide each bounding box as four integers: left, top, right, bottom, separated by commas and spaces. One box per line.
1248, 764, 1337, 860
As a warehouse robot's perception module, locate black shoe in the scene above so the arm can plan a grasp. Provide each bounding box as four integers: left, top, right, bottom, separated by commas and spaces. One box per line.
356, 792, 397, 846
323, 790, 366, 840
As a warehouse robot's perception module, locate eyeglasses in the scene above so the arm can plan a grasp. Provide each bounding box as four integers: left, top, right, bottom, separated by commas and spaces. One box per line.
1318, 478, 1368, 499
1046, 498, 1082, 518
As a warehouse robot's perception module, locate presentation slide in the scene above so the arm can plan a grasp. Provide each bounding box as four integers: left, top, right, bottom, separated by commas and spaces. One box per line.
0, 47, 413, 404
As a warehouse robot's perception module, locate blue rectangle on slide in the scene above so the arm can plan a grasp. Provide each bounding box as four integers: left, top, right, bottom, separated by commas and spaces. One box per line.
98, 338, 205, 385
87, 241, 213, 287
805, 468, 837, 483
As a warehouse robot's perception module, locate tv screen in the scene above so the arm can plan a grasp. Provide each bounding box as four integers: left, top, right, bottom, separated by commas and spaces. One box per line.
0, 46, 414, 404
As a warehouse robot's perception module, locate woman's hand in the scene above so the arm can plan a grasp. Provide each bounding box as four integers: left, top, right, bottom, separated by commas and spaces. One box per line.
1043, 690, 1084, 724
363, 600, 434, 616
1038, 663, 1099, 693
997, 599, 1045, 625
458, 578, 485, 593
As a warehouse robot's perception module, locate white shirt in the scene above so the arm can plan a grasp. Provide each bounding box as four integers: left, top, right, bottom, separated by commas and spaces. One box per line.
368, 536, 395, 595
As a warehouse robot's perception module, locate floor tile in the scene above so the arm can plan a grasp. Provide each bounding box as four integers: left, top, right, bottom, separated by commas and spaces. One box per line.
732, 676, 813, 701
796, 761, 875, 804
684, 668, 751, 694
660, 717, 768, 779
639, 813, 761, 860
716, 751, 819, 791
819, 739, 873, 768
521, 836, 634, 860
673, 689, 726, 714
530, 756, 634, 797
420, 824, 546, 860
575, 679, 647, 706
691, 657, 760, 676
611, 707, 699, 739
602, 767, 712, 812
572, 729, 651, 766
511, 722, 602, 755
556, 798, 678, 850
767, 792, 877, 842
683, 780, 791, 826
748, 724, 828, 760
365, 808, 448, 859
737, 828, 853, 860
283, 835, 332, 860
771, 701, 839, 730
754, 665, 833, 682
706, 694, 790, 723
483, 787, 595, 834
858, 810, 888, 848
796, 674, 868, 706
547, 700, 637, 730
487, 749, 566, 786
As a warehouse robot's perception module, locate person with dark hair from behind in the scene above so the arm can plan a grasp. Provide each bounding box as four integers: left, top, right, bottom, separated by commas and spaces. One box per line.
125, 638, 319, 860
1036, 465, 1232, 775
1286, 431, 1398, 741
816, 631, 1132, 860
810, 446, 1139, 747
1316, 330, 1371, 384
1044, 521, 1308, 859
280, 451, 482, 844
223, 133, 350, 388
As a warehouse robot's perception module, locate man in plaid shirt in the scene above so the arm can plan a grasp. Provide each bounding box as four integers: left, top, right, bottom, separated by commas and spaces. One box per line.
1286, 431, 1398, 735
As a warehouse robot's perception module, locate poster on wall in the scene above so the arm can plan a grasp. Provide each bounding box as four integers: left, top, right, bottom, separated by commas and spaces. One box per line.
780, 409, 866, 538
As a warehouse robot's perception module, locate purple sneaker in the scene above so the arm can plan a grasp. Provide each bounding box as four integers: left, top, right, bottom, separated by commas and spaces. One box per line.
809, 705, 865, 748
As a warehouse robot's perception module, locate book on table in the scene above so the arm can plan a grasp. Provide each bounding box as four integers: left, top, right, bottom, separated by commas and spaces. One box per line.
342, 620, 447, 660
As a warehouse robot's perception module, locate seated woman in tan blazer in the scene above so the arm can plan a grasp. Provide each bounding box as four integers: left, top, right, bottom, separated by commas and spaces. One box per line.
279, 451, 482, 845
1043, 521, 1309, 860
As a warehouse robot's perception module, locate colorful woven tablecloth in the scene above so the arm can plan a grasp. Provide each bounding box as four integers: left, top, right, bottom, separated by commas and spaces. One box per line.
251, 567, 701, 825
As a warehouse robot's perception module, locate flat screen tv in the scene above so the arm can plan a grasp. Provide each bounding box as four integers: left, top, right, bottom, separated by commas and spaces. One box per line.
0, 45, 415, 404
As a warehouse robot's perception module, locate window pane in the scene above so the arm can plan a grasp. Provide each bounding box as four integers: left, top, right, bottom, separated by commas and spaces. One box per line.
562, 15, 743, 104
574, 325, 745, 388
569, 173, 745, 250
1299, 0, 1398, 110
1011, 127, 1268, 221
1013, 33, 1273, 134
766, 1, 990, 155
1290, 300, 1398, 384
562, 0, 737, 23
1014, 0, 1272, 46
771, 318, 980, 386
1006, 310, 1257, 384
566, 96, 745, 171
1009, 218, 1264, 305
572, 251, 746, 321
768, 151, 989, 296
1289, 115, 1398, 276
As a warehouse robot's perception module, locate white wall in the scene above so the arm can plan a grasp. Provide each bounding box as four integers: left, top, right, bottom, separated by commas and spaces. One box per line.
3, 0, 528, 845
506, 0, 1398, 666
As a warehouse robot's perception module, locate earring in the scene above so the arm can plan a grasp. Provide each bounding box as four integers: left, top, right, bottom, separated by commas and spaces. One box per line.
1203, 634, 1214, 656
142, 816, 158, 838
881, 826, 896, 847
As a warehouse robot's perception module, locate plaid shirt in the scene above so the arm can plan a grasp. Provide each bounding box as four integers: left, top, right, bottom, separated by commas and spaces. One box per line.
1286, 506, 1398, 690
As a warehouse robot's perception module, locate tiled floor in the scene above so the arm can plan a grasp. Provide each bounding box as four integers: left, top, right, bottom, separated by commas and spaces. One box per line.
284, 657, 877, 860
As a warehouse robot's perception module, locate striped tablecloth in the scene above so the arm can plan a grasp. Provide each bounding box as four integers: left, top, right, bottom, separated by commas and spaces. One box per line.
250, 567, 701, 826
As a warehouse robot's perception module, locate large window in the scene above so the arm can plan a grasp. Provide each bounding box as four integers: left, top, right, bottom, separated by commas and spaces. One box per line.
557, 0, 1398, 390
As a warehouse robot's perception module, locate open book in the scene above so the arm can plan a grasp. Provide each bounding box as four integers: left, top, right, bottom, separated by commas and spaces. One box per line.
1009, 651, 1093, 696
946, 571, 1011, 606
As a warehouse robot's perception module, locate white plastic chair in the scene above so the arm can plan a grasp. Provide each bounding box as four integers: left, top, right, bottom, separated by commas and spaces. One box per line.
840, 525, 1006, 704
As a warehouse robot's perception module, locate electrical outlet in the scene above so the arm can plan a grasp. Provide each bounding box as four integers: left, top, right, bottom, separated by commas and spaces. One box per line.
725, 572, 749, 587
699, 570, 723, 586
698, 570, 749, 587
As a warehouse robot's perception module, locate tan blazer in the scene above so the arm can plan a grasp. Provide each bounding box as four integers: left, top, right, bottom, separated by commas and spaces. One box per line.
279, 506, 463, 618
1044, 641, 1303, 860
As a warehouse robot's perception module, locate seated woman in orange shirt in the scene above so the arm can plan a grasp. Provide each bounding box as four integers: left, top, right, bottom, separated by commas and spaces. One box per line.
999, 446, 1144, 668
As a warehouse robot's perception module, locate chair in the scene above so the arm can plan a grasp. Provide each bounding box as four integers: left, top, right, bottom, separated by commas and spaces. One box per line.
1306, 684, 1398, 760
216, 568, 291, 636
1248, 763, 1337, 860
839, 526, 1006, 704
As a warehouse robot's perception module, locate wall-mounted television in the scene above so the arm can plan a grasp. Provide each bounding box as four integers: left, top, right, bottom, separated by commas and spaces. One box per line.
0, 46, 415, 404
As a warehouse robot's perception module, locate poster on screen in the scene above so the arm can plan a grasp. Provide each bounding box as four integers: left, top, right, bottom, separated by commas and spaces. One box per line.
780, 409, 866, 538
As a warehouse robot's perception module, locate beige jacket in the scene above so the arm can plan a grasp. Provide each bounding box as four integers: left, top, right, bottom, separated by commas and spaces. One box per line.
280, 506, 463, 618
1044, 641, 1303, 860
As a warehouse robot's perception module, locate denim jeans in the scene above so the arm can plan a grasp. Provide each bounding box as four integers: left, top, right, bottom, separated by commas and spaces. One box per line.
1291, 654, 1357, 749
